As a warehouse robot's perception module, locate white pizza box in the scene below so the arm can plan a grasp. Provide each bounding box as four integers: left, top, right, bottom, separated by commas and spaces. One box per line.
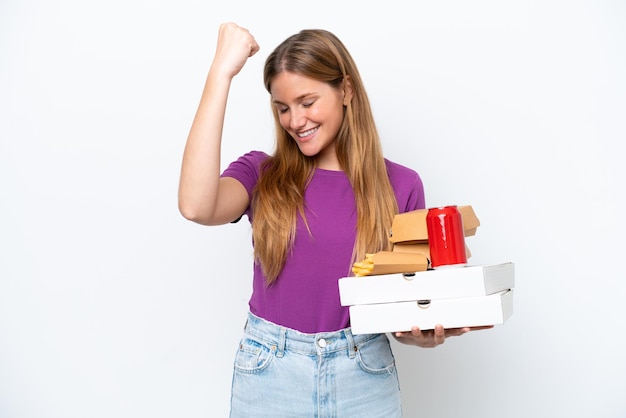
339, 262, 514, 306
348, 289, 514, 335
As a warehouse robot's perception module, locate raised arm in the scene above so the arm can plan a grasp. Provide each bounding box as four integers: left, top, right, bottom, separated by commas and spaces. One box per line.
178, 23, 260, 225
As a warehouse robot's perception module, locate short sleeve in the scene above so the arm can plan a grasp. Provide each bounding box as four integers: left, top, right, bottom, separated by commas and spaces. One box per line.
221, 150, 270, 200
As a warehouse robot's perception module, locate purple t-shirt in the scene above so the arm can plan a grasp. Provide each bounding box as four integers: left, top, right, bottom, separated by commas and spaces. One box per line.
222, 150, 425, 333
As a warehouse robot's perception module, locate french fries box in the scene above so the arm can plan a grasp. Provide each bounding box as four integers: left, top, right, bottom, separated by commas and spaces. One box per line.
339, 263, 515, 335
356, 251, 429, 276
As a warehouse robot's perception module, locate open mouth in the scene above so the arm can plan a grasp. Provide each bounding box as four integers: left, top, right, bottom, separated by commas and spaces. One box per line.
297, 127, 319, 138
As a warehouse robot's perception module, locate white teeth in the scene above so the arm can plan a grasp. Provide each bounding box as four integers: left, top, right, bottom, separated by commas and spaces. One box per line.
298, 127, 317, 137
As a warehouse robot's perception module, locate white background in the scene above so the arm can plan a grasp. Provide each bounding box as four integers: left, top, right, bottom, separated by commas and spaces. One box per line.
1, 1, 625, 417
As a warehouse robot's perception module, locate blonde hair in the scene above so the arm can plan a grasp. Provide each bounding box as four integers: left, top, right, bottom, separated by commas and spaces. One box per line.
252, 29, 398, 284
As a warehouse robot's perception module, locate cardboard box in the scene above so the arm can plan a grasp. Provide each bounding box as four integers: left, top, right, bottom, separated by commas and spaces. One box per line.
347, 289, 513, 334
360, 205, 479, 274
339, 262, 514, 306
339, 262, 515, 335
391, 242, 472, 262
390, 205, 480, 244
363, 251, 429, 275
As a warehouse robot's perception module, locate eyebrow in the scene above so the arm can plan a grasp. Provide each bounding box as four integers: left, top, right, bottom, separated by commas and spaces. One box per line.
272, 92, 317, 105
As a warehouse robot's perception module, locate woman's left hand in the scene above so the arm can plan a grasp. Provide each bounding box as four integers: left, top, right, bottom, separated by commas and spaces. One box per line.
392, 324, 494, 348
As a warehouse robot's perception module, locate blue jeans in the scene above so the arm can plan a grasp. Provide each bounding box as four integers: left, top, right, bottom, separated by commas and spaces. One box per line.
229, 312, 402, 417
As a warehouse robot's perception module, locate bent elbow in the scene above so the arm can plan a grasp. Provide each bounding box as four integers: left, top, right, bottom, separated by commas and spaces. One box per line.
178, 206, 195, 222
178, 199, 210, 225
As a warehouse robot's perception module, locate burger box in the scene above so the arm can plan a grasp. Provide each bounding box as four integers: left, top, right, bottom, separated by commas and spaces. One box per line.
339, 263, 515, 335
389, 205, 480, 261
390, 205, 480, 244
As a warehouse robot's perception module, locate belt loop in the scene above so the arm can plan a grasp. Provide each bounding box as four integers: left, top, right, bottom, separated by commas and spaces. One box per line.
276, 327, 286, 358
344, 328, 357, 359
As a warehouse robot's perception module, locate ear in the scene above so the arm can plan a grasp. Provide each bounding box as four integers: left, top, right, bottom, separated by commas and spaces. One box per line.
342, 76, 354, 106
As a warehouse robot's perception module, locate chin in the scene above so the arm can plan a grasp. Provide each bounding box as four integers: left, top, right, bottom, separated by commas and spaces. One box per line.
296, 145, 321, 158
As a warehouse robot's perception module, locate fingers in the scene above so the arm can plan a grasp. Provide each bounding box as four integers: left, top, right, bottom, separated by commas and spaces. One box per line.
394, 326, 446, 348
433, 324, 446, 345
213, 22, 260, 77
248, 36, 260, 57
442, 327, 470, 337
218, 22, 259, 55
469, 325, 494, 331
394, 323, 487, 348
414, 325, 445, 347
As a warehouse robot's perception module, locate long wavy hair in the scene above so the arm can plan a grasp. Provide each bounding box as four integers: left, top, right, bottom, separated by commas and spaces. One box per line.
252, 29, 398, 284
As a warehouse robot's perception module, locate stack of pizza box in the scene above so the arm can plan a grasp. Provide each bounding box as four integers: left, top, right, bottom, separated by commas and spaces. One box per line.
338, 206, 514, 335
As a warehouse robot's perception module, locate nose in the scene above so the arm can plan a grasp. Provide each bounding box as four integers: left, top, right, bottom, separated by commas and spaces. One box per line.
289, 107, 306, 130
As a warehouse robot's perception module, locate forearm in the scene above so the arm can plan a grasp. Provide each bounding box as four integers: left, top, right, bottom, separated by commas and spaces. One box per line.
178, 68, 233, 223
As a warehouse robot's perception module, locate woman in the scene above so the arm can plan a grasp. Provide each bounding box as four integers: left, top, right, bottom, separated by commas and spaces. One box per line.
179, 22, 477, 417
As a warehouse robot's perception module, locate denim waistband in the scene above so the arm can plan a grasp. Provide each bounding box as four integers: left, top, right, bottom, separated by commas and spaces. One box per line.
243, 311, 380, 358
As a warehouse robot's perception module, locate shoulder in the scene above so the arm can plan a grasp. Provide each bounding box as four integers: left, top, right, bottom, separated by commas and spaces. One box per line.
385, 158, 421, 184
223, 150, 270, 174
384, 158, 426, 212
234, 150, 270, 166
221, 150, 271, 194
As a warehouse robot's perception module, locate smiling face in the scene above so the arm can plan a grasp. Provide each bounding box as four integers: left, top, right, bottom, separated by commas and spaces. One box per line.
270, 71, 351, 170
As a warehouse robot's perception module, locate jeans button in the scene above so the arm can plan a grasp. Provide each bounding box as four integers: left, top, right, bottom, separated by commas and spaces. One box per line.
318, 338, 327, 348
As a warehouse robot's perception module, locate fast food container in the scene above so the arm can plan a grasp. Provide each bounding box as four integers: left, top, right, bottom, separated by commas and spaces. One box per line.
338, 262, 515, 334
